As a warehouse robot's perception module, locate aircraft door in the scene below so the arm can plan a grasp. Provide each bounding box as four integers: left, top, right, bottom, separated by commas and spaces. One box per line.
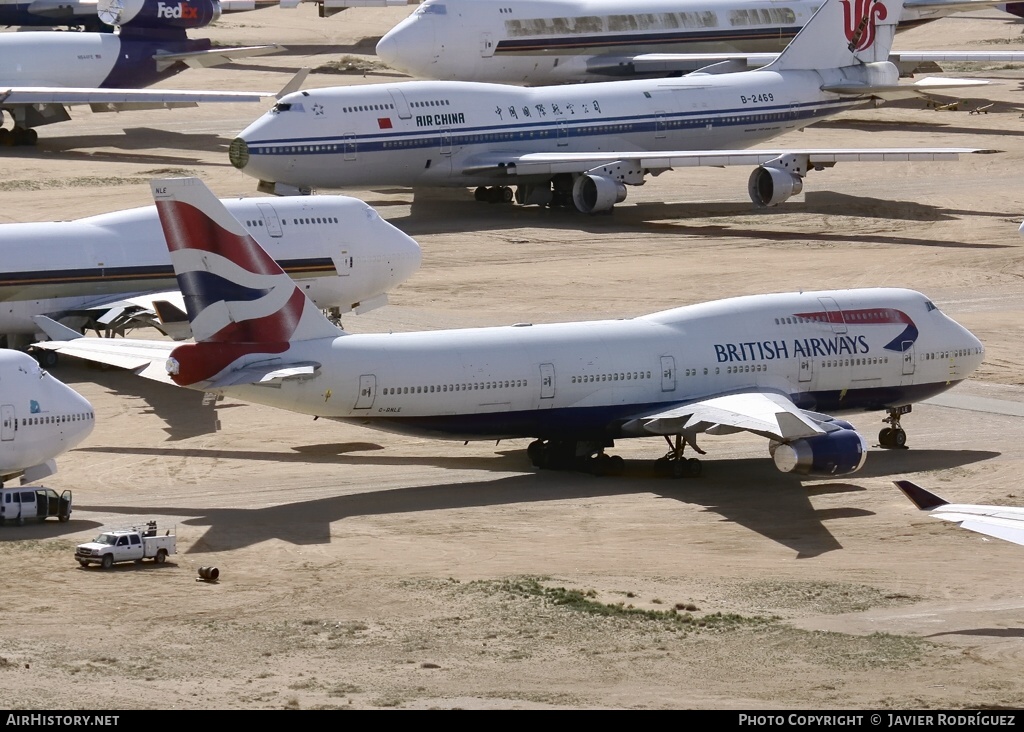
343, 134, 357, 161
1, 404, 14, 441
654, 111, 667, 140
901, 342, 916, 377
354, 375, 376, 409
440, 128, 452, 156
480, 32, 495, 58
817, 297, 847, 334
539, 363, 555, 399
660, 356, 676, 392
798, 357, 813, 383
388, 89, 412, 119
256, 203, 284, 238
557, 121, 569, 147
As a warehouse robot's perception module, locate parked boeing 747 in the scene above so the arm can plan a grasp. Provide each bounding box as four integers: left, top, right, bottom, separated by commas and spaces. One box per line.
229, 0, 994, 212
0, 0, 286, 145
35, 177, 985, 478
0, 349, 94, 488
375, 0, 1024, 84
0, 193, 421, 357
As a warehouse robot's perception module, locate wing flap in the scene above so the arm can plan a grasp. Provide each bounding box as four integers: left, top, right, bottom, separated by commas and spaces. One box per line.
621, 392, 825, 441
0, 87, 274, 107
153, 44, 284, 73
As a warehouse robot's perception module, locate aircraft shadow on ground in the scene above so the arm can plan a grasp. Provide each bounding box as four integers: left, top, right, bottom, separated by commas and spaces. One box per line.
0, 518, 103, 542
52, 362, 223, 440
925, 628, 1024, 640
811, 115, 1024, 135
73, 446, 997, 557
393, 190, 1013, 244
27, 127, 232, 162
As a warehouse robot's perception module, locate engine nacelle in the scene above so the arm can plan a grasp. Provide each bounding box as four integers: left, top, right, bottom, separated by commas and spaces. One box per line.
98, 0, 221, 29
769, 427, 868, 476
748, 166, 803, 208
572, 174, 627, 214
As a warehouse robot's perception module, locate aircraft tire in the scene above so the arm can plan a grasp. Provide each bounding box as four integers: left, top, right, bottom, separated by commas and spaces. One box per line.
878, 428, 893, 447
892, 429, 907, 448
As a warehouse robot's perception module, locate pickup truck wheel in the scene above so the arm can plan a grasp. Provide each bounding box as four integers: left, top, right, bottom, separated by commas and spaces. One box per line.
155, 549, 167, 564
101, 554, 113, 570
77, 560, 88, 567
58, 513, 69, 523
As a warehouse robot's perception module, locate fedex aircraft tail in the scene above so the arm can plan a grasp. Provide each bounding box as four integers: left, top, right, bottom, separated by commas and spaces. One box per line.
152, 177, 341, 386
767, 0, 900, 72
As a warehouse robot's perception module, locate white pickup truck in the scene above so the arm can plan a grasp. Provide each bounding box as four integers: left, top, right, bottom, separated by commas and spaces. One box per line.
75, 521, 176, 569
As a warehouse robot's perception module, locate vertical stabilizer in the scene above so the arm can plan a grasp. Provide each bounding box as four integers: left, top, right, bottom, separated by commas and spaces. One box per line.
151, 177, 341, 386
765, 0, 901, 72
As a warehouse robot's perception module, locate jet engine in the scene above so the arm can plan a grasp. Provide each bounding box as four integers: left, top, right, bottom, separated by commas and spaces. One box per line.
769, 420, 868, 476
571, 174, 627, 214
748, 165, 803, 207
98, 0, 221, 29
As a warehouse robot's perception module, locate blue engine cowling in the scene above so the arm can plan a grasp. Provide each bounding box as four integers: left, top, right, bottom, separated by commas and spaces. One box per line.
769, 421, 868, 476
98, 0, 221, 29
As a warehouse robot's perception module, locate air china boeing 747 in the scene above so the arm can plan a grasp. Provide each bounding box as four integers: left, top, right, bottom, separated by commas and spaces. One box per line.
376, 0, 1024, 84
229, 0, 994, 212
36, 177, 985, 479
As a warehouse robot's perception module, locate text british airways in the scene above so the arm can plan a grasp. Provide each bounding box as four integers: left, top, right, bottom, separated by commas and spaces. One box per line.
715, 335, 870, 362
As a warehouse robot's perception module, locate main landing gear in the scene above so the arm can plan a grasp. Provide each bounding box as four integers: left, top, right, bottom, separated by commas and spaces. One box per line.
527, 439, 625, 476
0, 127, 38, 147
878, 405, 911, 449
474, 185, 514, 204
653, 434, 704, 479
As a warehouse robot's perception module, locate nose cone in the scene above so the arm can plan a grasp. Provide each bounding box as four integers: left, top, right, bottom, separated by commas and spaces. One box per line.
376, 15, 435, 78
59, 382, 96, 453
380, 217, 422, 286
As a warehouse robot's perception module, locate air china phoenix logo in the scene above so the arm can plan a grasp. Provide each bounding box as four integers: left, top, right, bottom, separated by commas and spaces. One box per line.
841, 0, 887, 53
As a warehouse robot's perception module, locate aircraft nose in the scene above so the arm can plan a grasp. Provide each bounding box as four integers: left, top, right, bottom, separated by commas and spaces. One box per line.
376, 17, 435, 77
385, 223, 423, 285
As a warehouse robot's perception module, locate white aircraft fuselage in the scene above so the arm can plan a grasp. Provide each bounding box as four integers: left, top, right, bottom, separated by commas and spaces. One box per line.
207, 287, 982, 443
230, 67, 880, 190
0, 195, 421, 337
374, 0, 975, 84
0, 349, 94, 482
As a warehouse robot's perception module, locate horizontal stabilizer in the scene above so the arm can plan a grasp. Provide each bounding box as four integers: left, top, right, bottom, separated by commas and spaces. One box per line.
822, 77, 991, 100
206, 361, 321, 388
0, 87, 275, 107
32, 333, 176, 384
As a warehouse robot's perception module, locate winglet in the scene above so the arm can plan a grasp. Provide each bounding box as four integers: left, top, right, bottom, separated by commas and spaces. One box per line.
894, 480, 949, 510
277, 69, 310, 100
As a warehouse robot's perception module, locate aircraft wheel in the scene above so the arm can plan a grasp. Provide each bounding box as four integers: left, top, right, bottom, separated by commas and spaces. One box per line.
474, 186, 488, 202
500, 186, 513, 203
0, 128, 12, 147
609, 455, 625, 475
878, 428, 893, 447
15, 128, 37, 146
670, 460, 687, 479
654, 457, 671, 477
892, 429, 907, 448
527, 440, 545, 468
685, 458, 702, 478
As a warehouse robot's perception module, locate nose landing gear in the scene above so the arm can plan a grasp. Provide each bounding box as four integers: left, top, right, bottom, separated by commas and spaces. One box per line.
879, 405, 911, 449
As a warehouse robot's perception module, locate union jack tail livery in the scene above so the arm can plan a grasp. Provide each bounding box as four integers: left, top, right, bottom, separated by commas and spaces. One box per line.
767, 0, 899, 72
152, 177, 341, 386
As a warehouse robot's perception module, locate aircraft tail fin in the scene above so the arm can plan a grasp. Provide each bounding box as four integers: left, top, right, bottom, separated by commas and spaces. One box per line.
766, 0, 901, 72
151, 177, 341, 387
894, 480, 949, 511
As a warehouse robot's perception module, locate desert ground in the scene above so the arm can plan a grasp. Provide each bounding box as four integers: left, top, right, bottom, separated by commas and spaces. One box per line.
0, 4, 1023, 710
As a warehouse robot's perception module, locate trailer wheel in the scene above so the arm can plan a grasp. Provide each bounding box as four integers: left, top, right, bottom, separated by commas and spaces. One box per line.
155, 549, 167, 564
101, 554, 113, 570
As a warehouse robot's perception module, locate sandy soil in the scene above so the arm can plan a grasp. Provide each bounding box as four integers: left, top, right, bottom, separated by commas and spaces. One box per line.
0, 6, 1023, 710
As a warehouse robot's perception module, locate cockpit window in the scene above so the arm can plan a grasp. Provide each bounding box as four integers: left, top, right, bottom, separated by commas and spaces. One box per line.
417, 2, 446, 14
925, 300, 938, 312
271, 102, 304, 114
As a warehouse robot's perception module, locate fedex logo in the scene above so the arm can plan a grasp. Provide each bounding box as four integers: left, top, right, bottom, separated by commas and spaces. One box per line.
157, 2, 199, 19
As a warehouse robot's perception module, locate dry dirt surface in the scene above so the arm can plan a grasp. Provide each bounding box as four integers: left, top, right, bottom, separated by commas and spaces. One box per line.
1, 6, 1023, 710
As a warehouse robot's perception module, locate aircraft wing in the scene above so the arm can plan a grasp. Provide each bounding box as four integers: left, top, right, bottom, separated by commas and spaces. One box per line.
154, 44, 285, 72
895, 480, 1024, 547
0, 87, 274, 109
461, 147, 996, 179
619, 391, 826, 442
605, 51, 1019, 78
